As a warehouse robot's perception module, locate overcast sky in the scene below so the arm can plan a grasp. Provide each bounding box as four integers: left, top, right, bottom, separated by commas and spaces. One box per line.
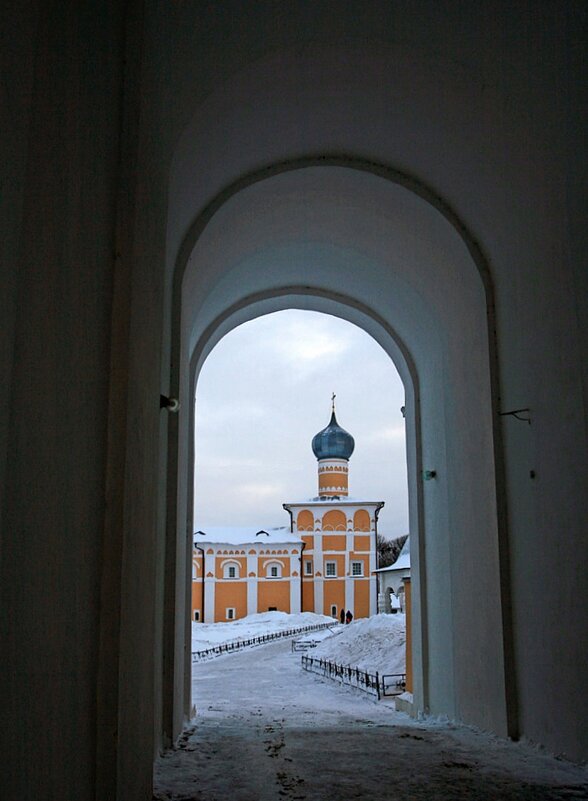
193, 310, 408, 540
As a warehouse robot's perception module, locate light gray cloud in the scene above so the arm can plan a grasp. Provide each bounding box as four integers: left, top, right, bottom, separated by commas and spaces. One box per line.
194, 310, 408, 540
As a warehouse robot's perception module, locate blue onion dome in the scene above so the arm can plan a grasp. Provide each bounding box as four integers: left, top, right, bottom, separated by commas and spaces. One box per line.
312, 410, 355, 460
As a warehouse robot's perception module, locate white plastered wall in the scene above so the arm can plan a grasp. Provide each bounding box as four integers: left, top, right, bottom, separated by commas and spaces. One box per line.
158, 25, 586, 762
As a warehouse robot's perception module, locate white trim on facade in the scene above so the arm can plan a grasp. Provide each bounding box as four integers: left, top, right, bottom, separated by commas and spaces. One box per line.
325, 561, 337, 577
345, 576, 354, 615
314, 578, 324, 615
203, 551, 216, 623
290, 572, 301, 614
221, 559, 241, 579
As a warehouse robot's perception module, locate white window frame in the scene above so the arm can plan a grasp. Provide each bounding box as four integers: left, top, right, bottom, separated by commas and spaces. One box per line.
223, 562, 240, 579
325, 561, 337, 577
267, 562, 282, 579
193, 610, 200, 621
226, 607, 236, 620
351, 561, 363, 577
304, 560, 313, 575
330, 604, 338, 618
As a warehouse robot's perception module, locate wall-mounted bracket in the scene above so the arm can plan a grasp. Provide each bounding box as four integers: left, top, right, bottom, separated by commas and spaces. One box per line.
499, 407, 531, 424
160, 394, 180, 413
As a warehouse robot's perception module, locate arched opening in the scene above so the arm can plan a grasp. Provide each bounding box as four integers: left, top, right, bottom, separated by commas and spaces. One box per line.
180, 285, 427, 709
165, 159, 512, 755
191, 309, 408, 627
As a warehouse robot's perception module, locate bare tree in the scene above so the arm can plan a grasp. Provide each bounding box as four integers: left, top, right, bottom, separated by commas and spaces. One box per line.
376, 533, 408, 568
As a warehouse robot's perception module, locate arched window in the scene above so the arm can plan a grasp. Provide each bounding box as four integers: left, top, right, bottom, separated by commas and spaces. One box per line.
223, 561, 240, 579
266, 561, 282, 578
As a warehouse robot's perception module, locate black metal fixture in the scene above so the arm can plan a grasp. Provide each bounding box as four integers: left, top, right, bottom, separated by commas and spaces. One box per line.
499, 407, 531, 424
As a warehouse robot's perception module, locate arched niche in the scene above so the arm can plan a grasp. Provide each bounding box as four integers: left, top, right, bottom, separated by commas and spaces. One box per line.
321, 510, 347, 532
296, 511, 314, 532
354, 510, 371, 532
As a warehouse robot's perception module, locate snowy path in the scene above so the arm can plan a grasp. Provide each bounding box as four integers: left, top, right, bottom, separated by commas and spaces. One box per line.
154, 640, 588, 801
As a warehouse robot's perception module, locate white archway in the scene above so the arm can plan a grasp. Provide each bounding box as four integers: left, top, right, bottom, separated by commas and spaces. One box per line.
165, 162, 513, 745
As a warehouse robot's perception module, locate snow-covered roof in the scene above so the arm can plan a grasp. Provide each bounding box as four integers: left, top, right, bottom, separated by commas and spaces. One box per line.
283, 497, 384, 507
374, 536, 411, 573
193, 526, 302, 546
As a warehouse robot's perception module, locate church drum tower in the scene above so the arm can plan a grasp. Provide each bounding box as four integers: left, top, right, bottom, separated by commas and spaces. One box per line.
283, 398, 383, 620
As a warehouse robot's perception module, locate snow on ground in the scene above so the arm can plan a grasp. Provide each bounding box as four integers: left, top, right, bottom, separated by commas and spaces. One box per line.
192, 612, 406, 674
310, 613, 406, 675
192, 610, 334, 651
154, 637, 588, 801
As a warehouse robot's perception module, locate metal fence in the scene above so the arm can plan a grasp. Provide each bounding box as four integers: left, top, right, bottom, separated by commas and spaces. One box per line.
380, 673, 407, 697
192, 622, 335, 663
301, 654, 406, 699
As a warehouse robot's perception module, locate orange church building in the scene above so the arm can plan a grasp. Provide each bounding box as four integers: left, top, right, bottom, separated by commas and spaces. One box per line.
192, 404, 383, 623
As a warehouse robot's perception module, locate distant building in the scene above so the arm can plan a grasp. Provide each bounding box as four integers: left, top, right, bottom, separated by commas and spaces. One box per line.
192, 402, 384, 622
192, 526, 303, 623
374, 536, 411, 613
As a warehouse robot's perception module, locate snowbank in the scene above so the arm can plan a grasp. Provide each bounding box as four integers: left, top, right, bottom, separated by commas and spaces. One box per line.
192, 610, 334, 651
310, 614, 406, 675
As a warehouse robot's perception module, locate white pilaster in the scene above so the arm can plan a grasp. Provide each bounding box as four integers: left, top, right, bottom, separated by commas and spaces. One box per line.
346, 530, 354, 554
369, 530, 378, 616
247, 550, 258, 616
247, 580, 257, 616
314, 578, 324, 616
203, 551, 216, 623
345, 576, 354, 615
290, 561, 301, 614
369, 575, 377, 616
313, 529, 323, 615
369, 530, 377, 574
